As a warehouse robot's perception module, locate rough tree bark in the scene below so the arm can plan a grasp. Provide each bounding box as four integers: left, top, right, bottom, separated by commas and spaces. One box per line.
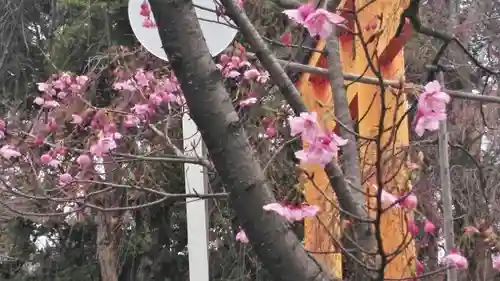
148, 1, 339, 281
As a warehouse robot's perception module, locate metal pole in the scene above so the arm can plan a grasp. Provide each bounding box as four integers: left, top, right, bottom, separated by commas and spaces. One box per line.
438, 71, 456, 281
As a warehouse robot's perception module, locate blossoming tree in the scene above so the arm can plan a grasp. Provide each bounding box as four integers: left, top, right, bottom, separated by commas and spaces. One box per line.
1, 0, 500, 280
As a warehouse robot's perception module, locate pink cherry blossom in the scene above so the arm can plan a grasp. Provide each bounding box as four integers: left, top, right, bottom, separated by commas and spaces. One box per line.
243, 69, 269, 84
236, 229, 249, 243
76, 154, 92, 169
34, 97, 45, 106
407, 219, 419, 237
283, 3, 316, 25
443, 250, 468, 269
59, 173, 73, 186
280, 31, 292, 46
492, 255, 500, 271
266, 126, 276, 137
71, 114, 83, 124
288, 112, 319, 139
239, 97, 258, 107
373, 186, 399, 209
143, 18, 156, 28
40, 154, 52, 165
0, 145, 21, 160
43, 100, 60, 109
60, 73, 72, 84
132, 104, 153, 119
57, 91, 68, 99
37, 82, 52, 93
263, 202, 319, 221
423, 219, 436, 234
113, 80, 137, 92
416, 260, 424, 275
48, 159, 61, 168
227, 70, 241, 78
52, 79, 66, 90
124, 114, 141, 128
414, 81, 451, 136
76, 75, 89, 85
90, 134, 118, 156
140, 0, 150, 16
295, 132, 347, 167
303, 9, 346, 39
464, 226, 480, 235
400, 192, 418, 209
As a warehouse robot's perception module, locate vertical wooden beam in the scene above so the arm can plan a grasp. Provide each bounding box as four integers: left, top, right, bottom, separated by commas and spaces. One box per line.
298, 40, 343, 280
353, 0, 415, 278
299, 0, 415, 278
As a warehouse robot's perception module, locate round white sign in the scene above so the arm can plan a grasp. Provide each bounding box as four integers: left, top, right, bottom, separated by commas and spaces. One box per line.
128, 0, 238, 61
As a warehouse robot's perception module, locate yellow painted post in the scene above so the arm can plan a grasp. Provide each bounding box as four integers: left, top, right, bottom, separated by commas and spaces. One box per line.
298, 0, 415, 279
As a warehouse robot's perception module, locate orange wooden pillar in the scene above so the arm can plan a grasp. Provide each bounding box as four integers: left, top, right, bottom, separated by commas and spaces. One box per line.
297, 40, 345, 280
298, 0, 415, 279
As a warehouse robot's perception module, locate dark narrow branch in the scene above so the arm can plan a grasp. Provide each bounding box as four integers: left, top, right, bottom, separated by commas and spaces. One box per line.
399, 0, 500, 77
149, 1, 337, 281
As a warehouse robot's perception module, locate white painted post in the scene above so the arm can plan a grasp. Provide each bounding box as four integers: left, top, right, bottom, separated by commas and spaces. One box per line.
183, 112, 210, 281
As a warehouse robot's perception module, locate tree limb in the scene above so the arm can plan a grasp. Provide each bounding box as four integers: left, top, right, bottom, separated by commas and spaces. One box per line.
149, 1, 338, 280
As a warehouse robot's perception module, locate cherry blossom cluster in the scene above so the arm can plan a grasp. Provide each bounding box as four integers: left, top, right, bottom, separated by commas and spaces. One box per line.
414, 81, 451, 137
289, 112, 347, 167
139, 0, 156, 28
282, 3, 347, 39
112, 67, 184, 127
35, 73, 89, 109
215, 49, 272, 110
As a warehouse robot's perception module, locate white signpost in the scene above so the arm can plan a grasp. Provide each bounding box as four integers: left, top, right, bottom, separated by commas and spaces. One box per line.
127, 1, 237, 280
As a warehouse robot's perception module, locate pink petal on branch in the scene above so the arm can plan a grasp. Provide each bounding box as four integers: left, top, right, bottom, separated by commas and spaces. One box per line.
414, 81, 450, 136
239, 97, 258, 107
416, 260, 424, 275
76, 154, 92, 169
34, 97, 45, 106
236, 229, 249, 243
423, 219, 436, 234
0, 145, 21, 160
288, 112, 319, 138
263, 202, 319, 221
304, 9, 346, 39
283, 3, 316, 25
280, 31, 292, 46
443, 250, 468, 270
407, 219, 419, 237
71, 114, 83, 125
40, 154, 52, 165
400, 192, 418, 209
59, 173, 73, 186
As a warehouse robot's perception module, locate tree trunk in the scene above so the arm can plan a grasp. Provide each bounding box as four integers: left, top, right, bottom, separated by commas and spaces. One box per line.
148, 1, 337, 281
96, 212, 120, 281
